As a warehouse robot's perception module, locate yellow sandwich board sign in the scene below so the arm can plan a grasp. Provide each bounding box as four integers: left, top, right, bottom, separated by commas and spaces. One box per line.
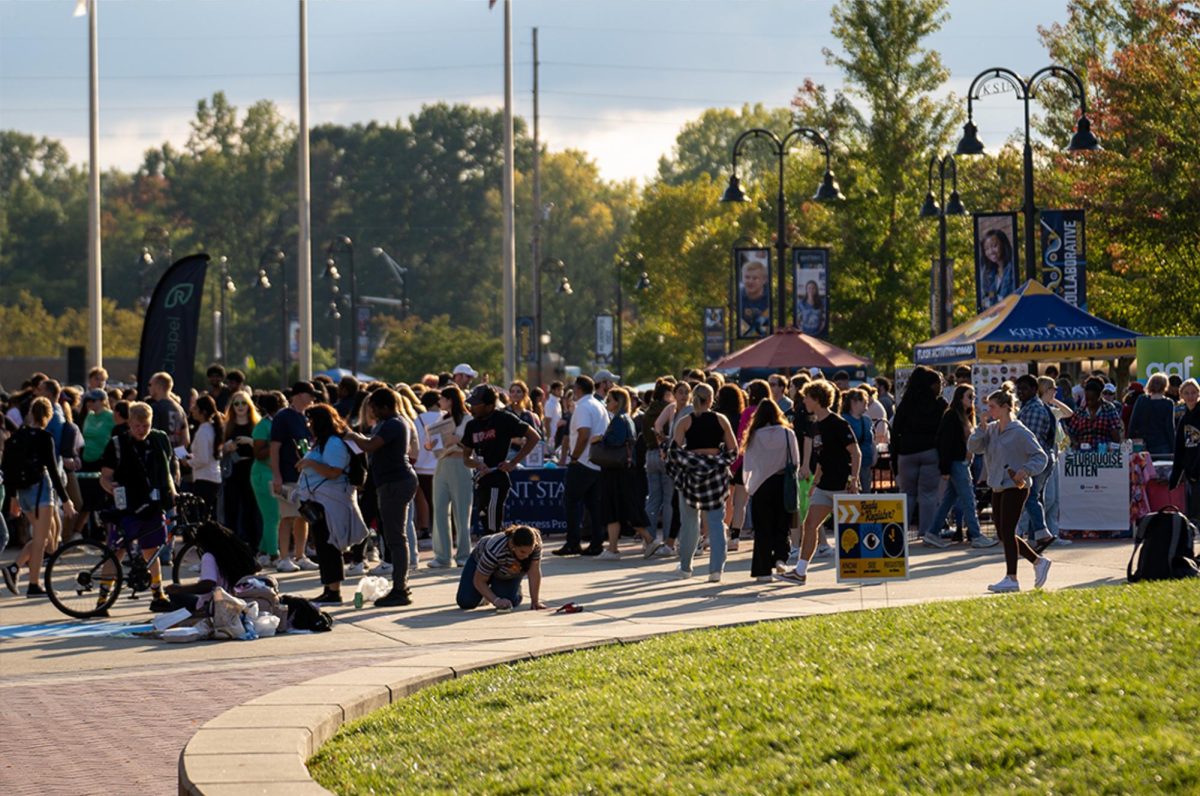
834, 494, 910, 583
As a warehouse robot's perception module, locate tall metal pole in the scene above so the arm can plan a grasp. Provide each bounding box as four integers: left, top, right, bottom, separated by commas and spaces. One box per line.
616, 273, 623, 375
1021, 98, 1038, 283
346, 239, 358, 377
281, 256, 289, 389
937, 197, 949, 335
297, 0, 313, 382
501, 0, 517, 384
775, 151, 788, 330
531, 27, 542, 388
86, 0, 102, 369
219, 259, 228, 362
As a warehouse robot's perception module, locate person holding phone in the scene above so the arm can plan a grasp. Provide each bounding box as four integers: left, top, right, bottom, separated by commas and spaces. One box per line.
222, 394, 262, 551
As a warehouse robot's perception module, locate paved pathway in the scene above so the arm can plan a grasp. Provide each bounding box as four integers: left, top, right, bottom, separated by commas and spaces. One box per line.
0, 538, 1131, 796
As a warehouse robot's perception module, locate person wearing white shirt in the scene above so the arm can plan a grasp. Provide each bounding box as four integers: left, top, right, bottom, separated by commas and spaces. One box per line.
741, 401, 802, 581
187, 395, 223, 518
412, 392, 443, 538
543, 381, 564, 442
553, 376, 609, 557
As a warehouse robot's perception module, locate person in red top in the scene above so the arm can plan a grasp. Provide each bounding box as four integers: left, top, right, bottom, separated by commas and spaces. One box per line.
1062, 378, 1123, 449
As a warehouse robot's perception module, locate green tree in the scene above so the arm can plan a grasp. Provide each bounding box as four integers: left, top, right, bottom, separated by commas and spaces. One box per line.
371, 315, 503, 384
656, 104, 796, 186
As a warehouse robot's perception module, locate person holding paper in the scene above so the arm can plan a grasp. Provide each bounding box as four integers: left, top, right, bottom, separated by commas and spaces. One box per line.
425, 386, 475, 568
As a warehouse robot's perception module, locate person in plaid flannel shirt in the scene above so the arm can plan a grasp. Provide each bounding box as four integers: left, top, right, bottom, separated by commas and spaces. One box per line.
1062, 378, 1123, 449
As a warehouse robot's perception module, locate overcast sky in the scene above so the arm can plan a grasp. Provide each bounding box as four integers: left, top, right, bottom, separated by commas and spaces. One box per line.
0, 0, 1070, 183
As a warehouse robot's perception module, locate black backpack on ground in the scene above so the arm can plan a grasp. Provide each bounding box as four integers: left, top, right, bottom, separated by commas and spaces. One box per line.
281, 594, 334, 632
2, 427, 48, 490
1127, 507, 1199, 583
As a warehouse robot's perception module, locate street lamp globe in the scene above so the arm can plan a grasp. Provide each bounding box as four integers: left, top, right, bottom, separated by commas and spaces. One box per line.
945, 190, 968, 216
955, 120, 986, 156
919, 192, 941, 218
720, 174, 747, 203
1067, 115, 1101, 152
813, 170, 845, 202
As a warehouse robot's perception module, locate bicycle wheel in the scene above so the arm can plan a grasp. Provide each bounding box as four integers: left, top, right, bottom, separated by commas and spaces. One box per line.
45, 539, 123, 619
171, 540, 204, 587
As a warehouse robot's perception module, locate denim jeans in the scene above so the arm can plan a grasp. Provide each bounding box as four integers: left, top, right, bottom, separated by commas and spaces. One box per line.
377, 478, 417, 589
456, 554, 523, 609
1017, 455, 1052, 538
928, 461, 981, 540
898, 449, 942, 535
643, 451, 674, 538
678, 504, 726, 575
0, 483, 8, 552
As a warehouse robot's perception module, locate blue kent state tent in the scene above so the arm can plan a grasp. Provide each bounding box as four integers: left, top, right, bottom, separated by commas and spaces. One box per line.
913, 281, 1141, 366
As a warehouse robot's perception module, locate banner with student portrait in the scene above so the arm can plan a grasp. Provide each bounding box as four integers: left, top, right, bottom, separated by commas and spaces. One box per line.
974, 212, 1019, 313
703, 307, 726, 362
792, 247, 830, 339
1039, 209, 1087, 310
733, 247, 772, 339
594, 314, 615, 364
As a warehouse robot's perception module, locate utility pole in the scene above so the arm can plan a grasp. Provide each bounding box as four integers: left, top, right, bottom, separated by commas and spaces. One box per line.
296, 0, 313, 382
531, 27, 542, 387
85, 0, 102, 369
501, 0, 517, 385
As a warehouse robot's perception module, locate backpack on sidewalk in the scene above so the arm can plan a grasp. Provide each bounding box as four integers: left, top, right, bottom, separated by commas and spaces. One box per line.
281, 594, 334, 632
1, 427, 47, 490
1127, 506, 1199, 583
233, 574, 290, 632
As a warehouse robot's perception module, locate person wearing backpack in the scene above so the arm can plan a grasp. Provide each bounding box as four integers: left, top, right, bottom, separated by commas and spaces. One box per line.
3, 398, 77, 597
1169, 378, 1200, 523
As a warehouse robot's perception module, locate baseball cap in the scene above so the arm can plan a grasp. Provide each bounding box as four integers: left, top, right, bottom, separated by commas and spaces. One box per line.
466, 384, 498, 406
1101, 382, 1117, 395
290, 381, 318, 398
453, 363, 478, 378
593, 369, 620, 383
84, 388, 107, 402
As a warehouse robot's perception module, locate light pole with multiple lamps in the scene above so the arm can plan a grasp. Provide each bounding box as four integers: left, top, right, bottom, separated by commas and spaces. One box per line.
320, 255, 343, 367
955, 65, 1100, 282
721, 126, 843, 327
256, 247, 287, 388
919, 154, 967, 334
325, 236, 357, 374
614, 252, 651, 377
371, 246, 411, 320
534, 257, 571, 387
217, 256, 236, 362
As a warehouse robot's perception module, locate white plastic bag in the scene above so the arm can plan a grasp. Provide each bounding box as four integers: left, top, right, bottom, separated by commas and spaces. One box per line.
356, 576, 391, 602
253, 614, 281, 637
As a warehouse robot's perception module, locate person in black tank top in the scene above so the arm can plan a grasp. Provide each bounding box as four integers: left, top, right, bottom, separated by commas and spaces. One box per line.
684, 411, 725, 450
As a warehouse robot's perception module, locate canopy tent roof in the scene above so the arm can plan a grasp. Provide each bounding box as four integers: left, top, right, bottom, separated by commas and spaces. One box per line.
914, 281, 1141, 366
712, 328, 872, 371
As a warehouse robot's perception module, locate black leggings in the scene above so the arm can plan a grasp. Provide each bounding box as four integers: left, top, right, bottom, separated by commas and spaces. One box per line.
992, 487, 1039, 577
750, 473, 791, 577
306, 505, 344, 588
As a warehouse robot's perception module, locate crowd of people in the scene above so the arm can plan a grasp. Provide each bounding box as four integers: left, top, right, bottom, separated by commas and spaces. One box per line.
0, 359, 1196, 611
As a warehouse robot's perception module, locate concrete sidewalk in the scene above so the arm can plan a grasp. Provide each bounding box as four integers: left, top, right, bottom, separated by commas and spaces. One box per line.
0, 538, 1132, 795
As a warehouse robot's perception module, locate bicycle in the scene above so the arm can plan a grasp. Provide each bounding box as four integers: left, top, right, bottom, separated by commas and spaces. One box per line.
43, 493, 209, 619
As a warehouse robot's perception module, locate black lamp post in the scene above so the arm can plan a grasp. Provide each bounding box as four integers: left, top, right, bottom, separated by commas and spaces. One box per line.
326, 236, 356, 375
371, 246, 412, 320
256, 247, 287, 388
217, 256, 236, 363
720, 127, 843, 328
919, 155, 967, 334
956, 65, 1100, 282
614, 252, 650, 377
534, 257, 570, 387
320, 255, 343, 367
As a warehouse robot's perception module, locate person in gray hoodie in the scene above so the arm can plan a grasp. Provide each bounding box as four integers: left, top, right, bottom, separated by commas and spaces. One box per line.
968, 389, 1051, 594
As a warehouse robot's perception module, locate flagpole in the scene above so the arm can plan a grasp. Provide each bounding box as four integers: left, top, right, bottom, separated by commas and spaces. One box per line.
86, 0, 102, 369
501, 0, 517, 385
297, 0, 313, 382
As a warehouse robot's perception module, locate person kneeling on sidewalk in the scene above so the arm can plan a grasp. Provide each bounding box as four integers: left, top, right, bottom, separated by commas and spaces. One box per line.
457, 525, 547, 611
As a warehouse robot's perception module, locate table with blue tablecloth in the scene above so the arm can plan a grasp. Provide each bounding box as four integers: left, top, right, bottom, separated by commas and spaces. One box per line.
504, 467, 567, 534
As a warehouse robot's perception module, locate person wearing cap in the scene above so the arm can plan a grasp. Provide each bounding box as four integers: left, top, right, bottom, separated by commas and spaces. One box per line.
593, 369, 619, 400
461, 385, 540, 535
1062, 377, 1123, 449
269, 382, 319, 573
452, 364, 478, 392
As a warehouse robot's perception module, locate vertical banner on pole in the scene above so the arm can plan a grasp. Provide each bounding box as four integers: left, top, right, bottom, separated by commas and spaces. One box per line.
594, 314, 614, 365
733, 247, 772, 339
355, 306, 371, 367
516, 316, 535, 363
289, 320, 300, 362
792, 248, 830, 338
703, 307, 726, 363
974, 212, 1019, 313
1039, 209, 1087, 310
137, 253, 209, 400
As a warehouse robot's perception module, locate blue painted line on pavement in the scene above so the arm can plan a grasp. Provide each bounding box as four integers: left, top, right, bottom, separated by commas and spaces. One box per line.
0, 621, 155, 639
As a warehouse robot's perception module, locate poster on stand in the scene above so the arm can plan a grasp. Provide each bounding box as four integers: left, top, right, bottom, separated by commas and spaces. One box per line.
1039, 209, 1086, 310
792, 248, 829, 338
971, 363, 1030, 416
834, 494, 909, 583
734, 248, 772, 339
974, 212, 1020, 313
894, 366, 914, 402
1057, 447, 1129, 532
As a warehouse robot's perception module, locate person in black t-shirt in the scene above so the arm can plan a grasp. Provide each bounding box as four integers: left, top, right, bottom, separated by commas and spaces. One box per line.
461, 385, 539, 534
778, 380, 860, 586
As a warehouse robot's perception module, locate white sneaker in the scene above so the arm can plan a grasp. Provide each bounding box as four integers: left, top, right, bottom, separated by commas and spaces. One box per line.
755, 575, 773, 583
345, 562, 365, 577
295, 557, 321, 572
813, 544, 833, 559
597, 550, 621, 561
274, 557, 299, 573
255, 553, 273, 568
370, 562, 393, 575
1053, 536, 1072, 546
708, 571, 723, 583
774, 560, 788, 574
922, 533, 951, 549
673, 565, 693, 580
642, 542, 666, 559
1034, 557, 1052, 589
987, 576, 1020, 593
970, 536, 999, 548
655, 545, 676, 558
727, 539, 739, 552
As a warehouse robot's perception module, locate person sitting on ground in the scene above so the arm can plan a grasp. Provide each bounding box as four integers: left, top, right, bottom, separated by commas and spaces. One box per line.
164, 521, 260, 613
456, 524, 546, 611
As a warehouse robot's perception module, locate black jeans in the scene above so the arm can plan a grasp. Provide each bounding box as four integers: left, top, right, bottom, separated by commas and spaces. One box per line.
377, 477, 417, 591
222, 464, 261, 551
471, 471, 511, 534
564, 463, 603, 549
992, 487, 1038, 577
306, 504, 344, 588
189, 480, 220, 520
750, 472, 791, 577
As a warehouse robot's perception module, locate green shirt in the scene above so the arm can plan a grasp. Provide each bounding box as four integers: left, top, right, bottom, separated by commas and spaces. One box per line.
251, 416, 273, 474
82, 409, 115, 463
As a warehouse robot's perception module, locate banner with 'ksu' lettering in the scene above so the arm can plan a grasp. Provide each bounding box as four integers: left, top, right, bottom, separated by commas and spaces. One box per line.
1039, 209, 1086, 310
137, 253, 209, 400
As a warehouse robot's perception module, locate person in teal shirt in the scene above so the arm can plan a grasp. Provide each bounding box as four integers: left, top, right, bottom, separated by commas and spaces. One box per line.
81, 389, 115, 465
250, 392, 283, 562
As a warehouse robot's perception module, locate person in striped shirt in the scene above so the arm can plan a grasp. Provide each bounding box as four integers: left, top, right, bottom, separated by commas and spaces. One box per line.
456, 525, 546, 611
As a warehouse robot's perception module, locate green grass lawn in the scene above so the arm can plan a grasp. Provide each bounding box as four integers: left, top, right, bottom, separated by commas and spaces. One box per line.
310, 581, 1200, 795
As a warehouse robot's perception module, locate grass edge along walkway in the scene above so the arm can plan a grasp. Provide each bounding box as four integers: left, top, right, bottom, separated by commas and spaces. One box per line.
310, 581, 1200, 795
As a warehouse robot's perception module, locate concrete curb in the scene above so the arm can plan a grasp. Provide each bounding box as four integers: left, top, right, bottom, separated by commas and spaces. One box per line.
177, 629, 685, 796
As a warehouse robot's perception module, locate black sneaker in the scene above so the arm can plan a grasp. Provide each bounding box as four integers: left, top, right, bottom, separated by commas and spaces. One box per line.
26, 583, 46, 598
149, 596, 173, 613
2, 563, 18, 595
374, 588, 413, 608
581, 546, 604, 557
312, 590, 343, 605
552, 544, 583, 557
